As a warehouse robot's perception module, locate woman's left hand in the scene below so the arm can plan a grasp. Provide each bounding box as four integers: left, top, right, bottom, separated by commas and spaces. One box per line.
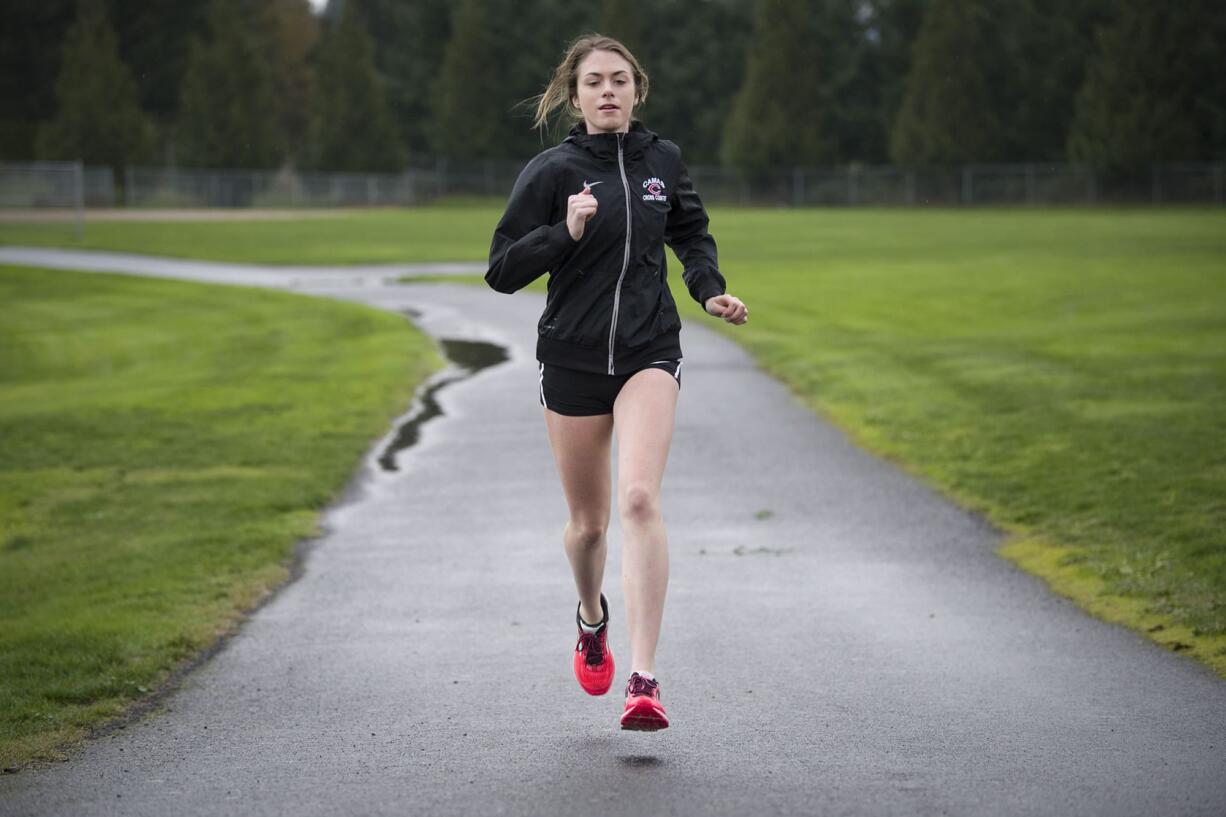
704, 294, 749, 325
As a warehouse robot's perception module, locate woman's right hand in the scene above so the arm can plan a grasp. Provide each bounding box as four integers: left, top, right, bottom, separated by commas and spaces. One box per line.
566, 186, 598, 242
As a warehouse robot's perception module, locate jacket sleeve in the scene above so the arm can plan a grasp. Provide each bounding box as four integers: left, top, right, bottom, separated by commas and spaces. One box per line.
485, 156, 576, 294
665, 156, 726, 306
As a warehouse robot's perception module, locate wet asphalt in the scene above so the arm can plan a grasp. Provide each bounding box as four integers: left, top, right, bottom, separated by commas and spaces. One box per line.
1, 248, 1224, 817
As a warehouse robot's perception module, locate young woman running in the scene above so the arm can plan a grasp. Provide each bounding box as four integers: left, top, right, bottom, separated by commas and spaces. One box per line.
485, 34, 748, 731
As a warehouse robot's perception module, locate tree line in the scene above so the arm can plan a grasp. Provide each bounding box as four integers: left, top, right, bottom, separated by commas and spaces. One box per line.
5, 0, 1224, 183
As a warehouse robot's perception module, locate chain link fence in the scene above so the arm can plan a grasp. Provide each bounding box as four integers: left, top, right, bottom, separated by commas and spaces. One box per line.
4, 159, 1224, 211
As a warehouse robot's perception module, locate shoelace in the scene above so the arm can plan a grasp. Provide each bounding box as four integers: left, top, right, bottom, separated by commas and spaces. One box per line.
626, 674, 659, 698
575, 629, 606, 666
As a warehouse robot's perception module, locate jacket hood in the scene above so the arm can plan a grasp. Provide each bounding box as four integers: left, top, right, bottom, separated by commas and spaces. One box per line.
564, 120, 658, 161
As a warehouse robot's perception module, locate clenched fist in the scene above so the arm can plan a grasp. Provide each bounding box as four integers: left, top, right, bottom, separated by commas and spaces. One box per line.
566, 185, 599, 242
704, 293, 749, 325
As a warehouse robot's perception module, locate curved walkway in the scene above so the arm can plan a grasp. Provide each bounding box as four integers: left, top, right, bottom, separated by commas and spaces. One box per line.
1, 248, 1224, 817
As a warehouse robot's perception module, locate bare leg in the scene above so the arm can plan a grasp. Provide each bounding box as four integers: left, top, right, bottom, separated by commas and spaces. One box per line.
543, 409, 614, 625
613, 369, 679, 675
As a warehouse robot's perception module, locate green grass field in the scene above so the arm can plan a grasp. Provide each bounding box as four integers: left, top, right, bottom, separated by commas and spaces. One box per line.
0, 266, 441, 767
2, 205, 1224, 766
0, 208, 497, 264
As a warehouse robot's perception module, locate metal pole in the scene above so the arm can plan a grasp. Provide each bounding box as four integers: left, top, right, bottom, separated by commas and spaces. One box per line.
73, 160, 84, 239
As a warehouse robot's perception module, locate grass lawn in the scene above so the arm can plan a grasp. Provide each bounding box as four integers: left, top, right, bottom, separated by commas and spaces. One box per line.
0, 207, 499, 264
710, 208, 1226, 674
2, 205, 1223, 767
0, 266, 442, 767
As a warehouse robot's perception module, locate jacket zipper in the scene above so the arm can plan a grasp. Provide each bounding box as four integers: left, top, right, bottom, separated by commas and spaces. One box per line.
607, 133, 632, 374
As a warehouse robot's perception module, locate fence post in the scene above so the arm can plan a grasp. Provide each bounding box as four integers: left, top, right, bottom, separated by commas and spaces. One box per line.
72, 160, 84, 239
962, 166, 974, 206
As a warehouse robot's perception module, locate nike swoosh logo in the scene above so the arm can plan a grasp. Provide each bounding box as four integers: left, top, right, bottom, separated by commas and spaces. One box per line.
582, 180, 604, 189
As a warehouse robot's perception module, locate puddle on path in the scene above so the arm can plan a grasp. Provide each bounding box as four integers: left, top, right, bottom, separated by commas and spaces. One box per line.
377, 336, 509, 472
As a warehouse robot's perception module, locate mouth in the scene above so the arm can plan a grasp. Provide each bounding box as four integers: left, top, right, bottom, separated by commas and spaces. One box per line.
598, 105, 619, 112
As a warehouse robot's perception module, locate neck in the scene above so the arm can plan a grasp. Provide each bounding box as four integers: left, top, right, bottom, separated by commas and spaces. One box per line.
585, 120, 631, 135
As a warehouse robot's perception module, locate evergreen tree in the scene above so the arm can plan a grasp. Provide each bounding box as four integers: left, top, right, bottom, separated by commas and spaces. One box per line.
430, 0, 503, 160
641, 0, 754, 166
1068, 0, 1226, 173
176, 0, 280, 168
600, 0, 645, 56
890, 0, 1007, 165
723, 0, 832, 173
819, 0, 884, 162
500, 0, 599, 155
349, 0, 452, 157
108, 0, 211, 127
254, 0, 320, 165
310, 1, 405, 170
36, 0, 154, 174
862, 0, 928, 162
2, 0, 80, 159
999, 0, 1113, 162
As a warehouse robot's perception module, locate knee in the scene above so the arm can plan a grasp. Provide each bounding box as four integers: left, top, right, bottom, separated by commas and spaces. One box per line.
567, 519, 606, 551
619, 483, 660, 527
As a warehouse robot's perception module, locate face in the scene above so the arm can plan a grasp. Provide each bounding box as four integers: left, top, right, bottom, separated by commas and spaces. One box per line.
571, 49, 638, 134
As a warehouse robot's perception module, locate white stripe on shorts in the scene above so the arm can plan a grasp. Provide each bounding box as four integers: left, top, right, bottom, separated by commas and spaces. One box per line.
538, 362, 548, 410
648, 359, 682, 383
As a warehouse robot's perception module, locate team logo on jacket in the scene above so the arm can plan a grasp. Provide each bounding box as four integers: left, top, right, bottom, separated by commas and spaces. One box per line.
642, 177, 667, 202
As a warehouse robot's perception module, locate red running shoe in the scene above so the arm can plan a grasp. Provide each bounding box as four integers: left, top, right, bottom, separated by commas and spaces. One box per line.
573, 594, 614, 696
620, 672, 669, 731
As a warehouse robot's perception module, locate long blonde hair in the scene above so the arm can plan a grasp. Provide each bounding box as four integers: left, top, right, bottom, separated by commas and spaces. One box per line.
531, 34, 650, 131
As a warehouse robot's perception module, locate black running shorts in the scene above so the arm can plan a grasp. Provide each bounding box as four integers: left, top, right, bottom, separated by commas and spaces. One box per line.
538, 359, 682, 416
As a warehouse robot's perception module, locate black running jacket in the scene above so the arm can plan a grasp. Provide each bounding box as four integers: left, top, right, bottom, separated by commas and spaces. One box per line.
486, 121, 726, 375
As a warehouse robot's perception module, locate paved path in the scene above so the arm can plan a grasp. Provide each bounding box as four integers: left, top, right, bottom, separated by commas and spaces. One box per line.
2, 248, 1224, 817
